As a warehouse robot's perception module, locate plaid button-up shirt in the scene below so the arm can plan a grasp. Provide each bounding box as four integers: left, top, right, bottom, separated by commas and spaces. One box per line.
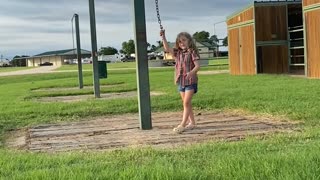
174, 49, 200, 87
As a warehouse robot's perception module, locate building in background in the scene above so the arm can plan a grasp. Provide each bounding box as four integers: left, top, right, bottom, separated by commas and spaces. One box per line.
26, 49, 91, 67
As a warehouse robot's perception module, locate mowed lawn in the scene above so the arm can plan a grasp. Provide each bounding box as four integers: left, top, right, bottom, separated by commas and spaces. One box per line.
0, 61, 320, 179
55, 58, 229, 71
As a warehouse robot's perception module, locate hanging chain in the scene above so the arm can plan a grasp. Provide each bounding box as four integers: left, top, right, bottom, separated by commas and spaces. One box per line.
155, 0, 163, 30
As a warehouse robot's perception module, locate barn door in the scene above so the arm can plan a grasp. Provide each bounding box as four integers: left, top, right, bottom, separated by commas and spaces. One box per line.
305, 9, 320, 78
240, 25, 256, 75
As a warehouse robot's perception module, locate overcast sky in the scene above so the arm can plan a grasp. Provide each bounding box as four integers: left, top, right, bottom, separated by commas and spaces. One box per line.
0, 0, 252, 59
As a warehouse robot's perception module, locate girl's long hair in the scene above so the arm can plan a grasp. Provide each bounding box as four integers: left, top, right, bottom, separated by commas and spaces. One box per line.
174, 32, 199, 55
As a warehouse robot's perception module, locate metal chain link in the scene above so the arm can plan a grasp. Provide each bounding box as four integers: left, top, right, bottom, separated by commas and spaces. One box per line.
155, 0, 163, 30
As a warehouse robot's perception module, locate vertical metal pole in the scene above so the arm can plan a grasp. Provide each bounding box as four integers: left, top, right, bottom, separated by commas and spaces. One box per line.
253, 6, 257, 74
302, 5, 308, 77
88, 0, 100, 98
286, 4, 291, 74
132, 0, 152, 130
214, 24, 217, 58
74, 14, 84, 89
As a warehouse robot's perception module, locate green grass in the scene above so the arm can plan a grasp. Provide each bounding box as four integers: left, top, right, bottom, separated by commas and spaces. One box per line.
0, 66, 34, 72
208, 57, 229, 66
56, 59, 229, 72
1, 62, 320, 179
56, 62, 137, 71
1, 132, 320, 179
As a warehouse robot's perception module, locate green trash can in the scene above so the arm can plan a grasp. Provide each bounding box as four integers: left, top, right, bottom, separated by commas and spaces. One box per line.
98, 61, 107, 79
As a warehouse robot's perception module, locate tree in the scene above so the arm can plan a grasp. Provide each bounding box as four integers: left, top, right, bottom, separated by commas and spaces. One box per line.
223, 36, 228, 46
193, 31, 210, 43
156, 40, 163, 48
11, 55, 28, 67
209, 35, 219, 48
99, 46, 118, 55
150, 45, 157, 52
121, 39, 135, 56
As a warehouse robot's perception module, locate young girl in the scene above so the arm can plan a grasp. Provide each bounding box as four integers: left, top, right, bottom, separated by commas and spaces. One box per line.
160, 30, 200, 133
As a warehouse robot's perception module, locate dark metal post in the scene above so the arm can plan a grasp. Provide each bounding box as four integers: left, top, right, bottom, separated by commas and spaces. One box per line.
74, 14, 84, 89
132, 0, 152, 130
88, 0, 100, 98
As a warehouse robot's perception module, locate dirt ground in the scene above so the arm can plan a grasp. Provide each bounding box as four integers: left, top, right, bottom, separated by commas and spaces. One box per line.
36, 91, 165, 102
5, 111, 299, 153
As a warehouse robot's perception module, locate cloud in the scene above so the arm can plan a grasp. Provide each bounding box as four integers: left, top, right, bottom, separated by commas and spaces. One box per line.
0, 0, 252, 58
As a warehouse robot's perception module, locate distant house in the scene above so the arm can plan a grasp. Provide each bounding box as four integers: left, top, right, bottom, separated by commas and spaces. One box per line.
197, 41, 215, 59
99, 53, 125, 63
155, 40, 214, 60
26, 49, 91, 67
0, 59, 10, 67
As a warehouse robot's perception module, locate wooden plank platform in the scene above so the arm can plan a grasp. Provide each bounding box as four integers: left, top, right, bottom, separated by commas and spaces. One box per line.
5, 112, 297, 152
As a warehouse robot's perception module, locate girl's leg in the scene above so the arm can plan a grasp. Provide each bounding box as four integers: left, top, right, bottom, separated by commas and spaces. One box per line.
180, 92, 185, 102
180, 92, 195, 125
180, 89, 194, 127
188, 107, 195, 125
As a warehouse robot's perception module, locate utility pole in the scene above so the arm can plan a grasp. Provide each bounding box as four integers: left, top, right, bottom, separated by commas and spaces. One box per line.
213, 20, 225, 58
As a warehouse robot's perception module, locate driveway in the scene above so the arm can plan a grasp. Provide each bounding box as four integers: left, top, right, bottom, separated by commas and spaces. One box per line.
0, 66, 60, 77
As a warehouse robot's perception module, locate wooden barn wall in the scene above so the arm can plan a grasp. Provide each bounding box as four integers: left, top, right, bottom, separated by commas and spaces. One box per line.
303, 0, 320, 7
228, 28, 241, 75
227, 7, 254, 26
259, 46, 289, 74
255, 5, 288, 41
240, 25, 256, 75
305, 9, 320, 78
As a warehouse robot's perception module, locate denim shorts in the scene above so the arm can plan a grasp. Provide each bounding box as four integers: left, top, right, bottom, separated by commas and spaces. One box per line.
178, 84, 198, 94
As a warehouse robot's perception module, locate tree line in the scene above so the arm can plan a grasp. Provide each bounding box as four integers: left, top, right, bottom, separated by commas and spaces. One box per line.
10, 30, 227, 66
100, 31, 227, 56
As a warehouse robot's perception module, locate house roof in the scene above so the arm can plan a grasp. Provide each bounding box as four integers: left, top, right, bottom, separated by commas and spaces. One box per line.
197, 41, 213, 48
154, 42, 175, 53
31, 49, 91, 58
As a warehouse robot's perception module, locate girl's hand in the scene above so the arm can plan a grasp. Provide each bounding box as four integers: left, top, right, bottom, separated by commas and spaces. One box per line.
160, 29, 165, 38
186, 71, 195, 79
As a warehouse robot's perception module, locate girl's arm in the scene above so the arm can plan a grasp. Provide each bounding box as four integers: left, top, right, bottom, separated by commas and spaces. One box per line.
160, 30, 174, 56
186, 52, 200, 79
187, 60, 200, 78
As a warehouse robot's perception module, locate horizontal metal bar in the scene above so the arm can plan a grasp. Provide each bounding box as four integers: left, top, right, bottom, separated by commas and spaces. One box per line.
291, 55, 304, 58
289, 29, 303, 33
290, 46, 304, 49
290, 63, 305, 66
256, 40, 288, 46
288, 25, 303, 30
290, 38, 304, 41
255, 1, 301, 6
